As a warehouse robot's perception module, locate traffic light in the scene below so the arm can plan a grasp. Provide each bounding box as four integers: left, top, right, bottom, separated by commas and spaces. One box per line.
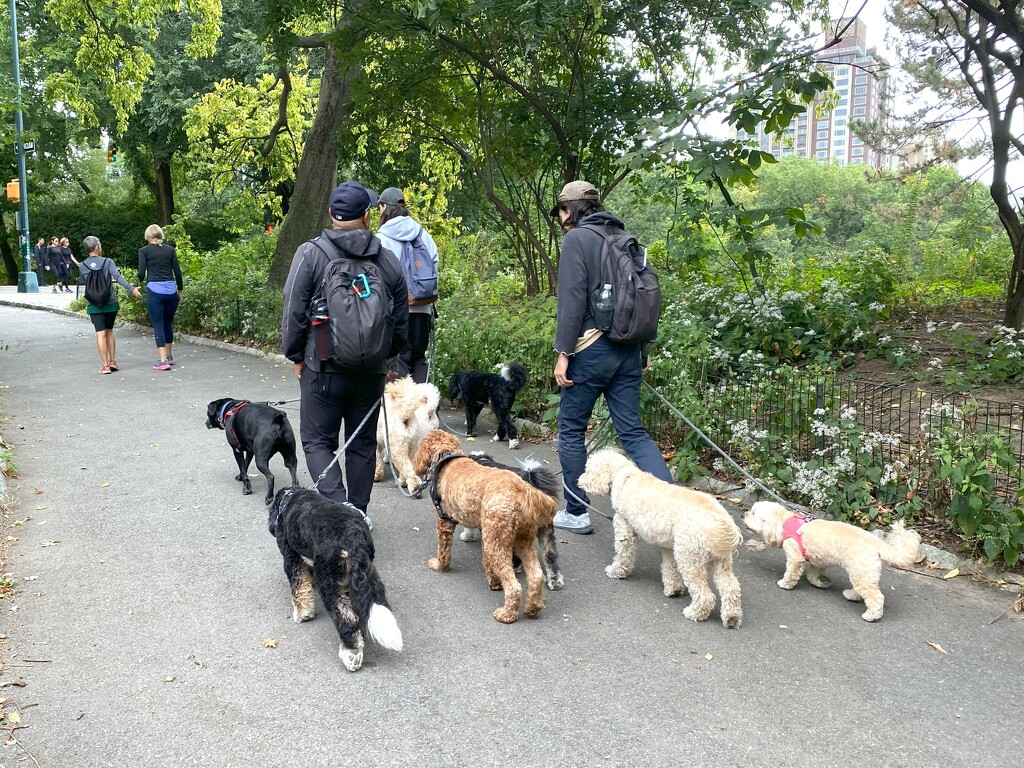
5, 179, 19, 203
107, 145, 118, 164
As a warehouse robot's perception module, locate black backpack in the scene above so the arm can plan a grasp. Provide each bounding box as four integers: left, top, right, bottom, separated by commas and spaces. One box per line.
582, 225, 661, 344
311, 238, 394, 368
84, 258, 114, 306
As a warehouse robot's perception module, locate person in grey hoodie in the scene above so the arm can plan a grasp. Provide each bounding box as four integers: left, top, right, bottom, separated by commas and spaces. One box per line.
281, 181, 409, 515
375, 186, 439, 384
72, 236, 141, 374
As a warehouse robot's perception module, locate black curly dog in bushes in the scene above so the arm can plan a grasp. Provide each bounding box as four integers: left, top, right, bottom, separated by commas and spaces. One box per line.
448, 361, 528, 449
205, 398, 300, 505
268, 488, 403, 671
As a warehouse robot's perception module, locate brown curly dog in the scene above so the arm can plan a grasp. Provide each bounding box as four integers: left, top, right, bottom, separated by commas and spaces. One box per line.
412, 429, 557, 623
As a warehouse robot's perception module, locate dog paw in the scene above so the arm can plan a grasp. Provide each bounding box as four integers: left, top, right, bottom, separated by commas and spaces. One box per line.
492, 607, 519, 624
509, 439, 519, 450
776, 579, 797, 590
242, 485, 253, 496
264, 495, 273, 506
292, 605, 315, 623
723, 614, 742, 630
683, 605, 710, 623
663, 586, 682, 598
843, 589, 863, 602
460, 527, 481, 543
808, 576, 832, 589
605, 565, 629, 579
523, 600, 545, 618
487, 578, 502, 591
427, 557, 448, 573
547, 574, 565, 591
339, 646, 363, 671
861, 611, 881, 622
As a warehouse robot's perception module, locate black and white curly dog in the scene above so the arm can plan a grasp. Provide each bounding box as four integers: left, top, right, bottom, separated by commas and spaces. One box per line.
460, 452, 564, 591
268, 488, 403, 671
448, 361, 528, 449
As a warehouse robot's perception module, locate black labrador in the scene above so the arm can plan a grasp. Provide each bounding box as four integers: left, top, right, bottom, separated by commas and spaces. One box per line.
206, 398, 300, 504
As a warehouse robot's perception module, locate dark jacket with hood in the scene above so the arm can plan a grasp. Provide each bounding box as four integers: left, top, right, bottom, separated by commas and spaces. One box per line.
554, 211, 641, 356
281, 227, 409, 374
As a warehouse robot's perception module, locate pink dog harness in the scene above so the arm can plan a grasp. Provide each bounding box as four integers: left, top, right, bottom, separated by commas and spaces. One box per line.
782, 513, 816, 561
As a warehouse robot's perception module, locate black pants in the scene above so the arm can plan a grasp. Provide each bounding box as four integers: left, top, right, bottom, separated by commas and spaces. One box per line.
299, 365, 385, 511
397, 311, 433, 384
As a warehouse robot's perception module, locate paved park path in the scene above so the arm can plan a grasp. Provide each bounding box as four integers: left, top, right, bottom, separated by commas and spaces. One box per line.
0, 292, 1021, 767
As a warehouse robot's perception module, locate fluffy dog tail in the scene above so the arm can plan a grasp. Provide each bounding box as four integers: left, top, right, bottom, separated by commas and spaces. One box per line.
703, 509, 744, 559
501, 361, 528, 392
877, 520, 921, 568
517, 458, 560, 500
349, 553, 403, 652
367, 604, 404, 652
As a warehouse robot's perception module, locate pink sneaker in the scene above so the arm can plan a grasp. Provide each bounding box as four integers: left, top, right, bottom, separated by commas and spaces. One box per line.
153, 360, 171, 371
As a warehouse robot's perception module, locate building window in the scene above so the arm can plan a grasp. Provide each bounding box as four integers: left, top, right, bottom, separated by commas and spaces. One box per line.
853, 137, 863, 145
853, 147, 863, 155
835, 129, 846, 136
834, 148, 845, 155
856, 75, 867, 84
817, 151, 827, 158
835, 118, 847, 126
852, 157, 863, 165
817, 120, 829, 128
854, 95, 866, 105
854, 107, 866, 115
817, 130, 828, 138
835, 108, 847, 116
836, 79, 849, 87
816, 140, 827, 148
855, 86, 867, 95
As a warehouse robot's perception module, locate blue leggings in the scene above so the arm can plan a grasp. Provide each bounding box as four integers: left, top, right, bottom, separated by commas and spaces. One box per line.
146, 289, 180, 348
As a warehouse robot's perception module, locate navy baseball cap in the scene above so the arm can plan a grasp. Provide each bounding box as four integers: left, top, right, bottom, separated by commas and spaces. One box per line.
329, 181, 379, 221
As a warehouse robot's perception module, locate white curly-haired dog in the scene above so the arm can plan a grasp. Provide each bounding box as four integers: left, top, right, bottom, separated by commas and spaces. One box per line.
743, 501, 921, 622
577, 448, 743, 628
374, 376, 441, 496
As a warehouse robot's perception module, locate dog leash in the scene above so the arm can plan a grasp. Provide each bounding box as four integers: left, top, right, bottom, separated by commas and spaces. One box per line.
379, 396, 432, 499
308, 397, 382, 530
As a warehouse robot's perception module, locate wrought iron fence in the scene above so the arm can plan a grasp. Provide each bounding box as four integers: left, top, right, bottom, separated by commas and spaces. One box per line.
643, 368, 1024, 501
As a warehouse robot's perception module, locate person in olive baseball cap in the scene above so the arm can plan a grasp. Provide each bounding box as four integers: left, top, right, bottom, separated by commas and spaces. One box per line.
549, 180, 600, 217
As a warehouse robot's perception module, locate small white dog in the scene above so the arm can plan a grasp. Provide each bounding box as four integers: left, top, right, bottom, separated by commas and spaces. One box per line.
743, 501, 921, 622
578, 448, 743, 628
374, 377, 440, 495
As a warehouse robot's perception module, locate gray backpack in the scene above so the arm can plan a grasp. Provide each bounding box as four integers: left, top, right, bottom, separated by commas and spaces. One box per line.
582, 225, 661, 344
311, 238, 394, 368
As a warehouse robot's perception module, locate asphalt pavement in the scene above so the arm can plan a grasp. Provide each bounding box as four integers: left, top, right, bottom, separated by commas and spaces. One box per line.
0, 292, 1021, 768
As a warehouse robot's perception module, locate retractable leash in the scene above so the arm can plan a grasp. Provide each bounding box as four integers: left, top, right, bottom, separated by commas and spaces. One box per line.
640, 380, 799, 511
309, 396, 381, 530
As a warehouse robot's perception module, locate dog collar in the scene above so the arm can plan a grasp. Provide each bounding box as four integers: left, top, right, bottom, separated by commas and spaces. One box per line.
218, 400, 250, 428
782, 513, 816, 561
428, 452, 463, 524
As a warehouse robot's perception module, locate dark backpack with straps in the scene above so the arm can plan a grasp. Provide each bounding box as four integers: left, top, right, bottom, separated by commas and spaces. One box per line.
84, 258, 114, 307
311, 238, 394, 368
581, 225, 661, 344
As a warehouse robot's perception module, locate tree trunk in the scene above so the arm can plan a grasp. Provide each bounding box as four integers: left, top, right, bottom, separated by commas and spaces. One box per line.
268, 47, 362, 287
155, 160, 175, 226
0, 213, 20, 285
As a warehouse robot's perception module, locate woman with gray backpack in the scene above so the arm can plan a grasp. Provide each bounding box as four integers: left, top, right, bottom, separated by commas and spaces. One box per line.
376, 186, 439, 384
72, 236, 141, 374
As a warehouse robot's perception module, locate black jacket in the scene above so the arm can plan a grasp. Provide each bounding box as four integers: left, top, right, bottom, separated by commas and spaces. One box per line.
138, 243, 184, 289
554, 211, 631, 355
281, 228, 409, 374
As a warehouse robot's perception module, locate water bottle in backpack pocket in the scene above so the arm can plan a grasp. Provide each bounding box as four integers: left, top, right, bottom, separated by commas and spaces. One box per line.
592, 283, 614, 331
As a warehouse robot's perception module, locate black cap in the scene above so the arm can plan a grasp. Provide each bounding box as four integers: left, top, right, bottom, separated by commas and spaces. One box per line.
379, 187, 405, 206
329, 181, 379, 221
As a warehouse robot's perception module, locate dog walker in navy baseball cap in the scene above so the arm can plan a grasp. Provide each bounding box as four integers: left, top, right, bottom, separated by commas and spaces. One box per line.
330, 181, 379, 221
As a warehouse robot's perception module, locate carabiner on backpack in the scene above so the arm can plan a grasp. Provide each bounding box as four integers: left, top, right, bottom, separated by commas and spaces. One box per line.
351, 273, 371, 299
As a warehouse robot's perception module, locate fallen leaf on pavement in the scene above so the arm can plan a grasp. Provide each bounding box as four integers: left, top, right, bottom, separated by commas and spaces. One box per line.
943, 568, 960, 579
0, 680, 27, 688
34, 488, 43, 495
164, 676, 175, 683
76, 711, 85, 720
779, 625, 788, 629
925, 641, 948, 654
102, 482, 110, 487
41, 541, 59, 547
6, 712, 21, 724
728, 498, 742, 503
151, 443, 160, 448
263, 638, 278, 648
925, 561, 944, 570
705, 653, 713, 661
33, 506, 45, 511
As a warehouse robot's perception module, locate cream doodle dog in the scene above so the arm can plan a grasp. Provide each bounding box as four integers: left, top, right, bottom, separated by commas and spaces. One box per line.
578, 448, 743, 628
374, 376, 441, 495
743, 501, 921, 622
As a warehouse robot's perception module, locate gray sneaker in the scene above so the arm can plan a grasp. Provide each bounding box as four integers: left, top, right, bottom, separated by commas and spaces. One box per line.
553, 509, 593, 535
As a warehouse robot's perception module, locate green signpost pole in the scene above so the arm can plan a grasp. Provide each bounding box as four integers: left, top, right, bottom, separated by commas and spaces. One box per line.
10, 0, 38, 293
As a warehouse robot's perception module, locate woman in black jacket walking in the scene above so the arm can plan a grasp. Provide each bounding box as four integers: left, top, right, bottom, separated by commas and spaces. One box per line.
138, 224, 184, 370
46, 237, 69, 293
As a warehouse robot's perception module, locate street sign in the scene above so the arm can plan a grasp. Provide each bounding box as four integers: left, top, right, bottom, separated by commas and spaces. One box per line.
23, 140, 34, 153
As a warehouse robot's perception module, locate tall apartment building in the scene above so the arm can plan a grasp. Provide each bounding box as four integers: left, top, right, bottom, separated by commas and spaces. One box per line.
739, 18, 891, 168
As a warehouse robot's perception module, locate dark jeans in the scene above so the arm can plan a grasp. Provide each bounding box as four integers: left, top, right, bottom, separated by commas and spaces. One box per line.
146, 289, 180, 348
36, 263, 49, 286
558, 335, 673, 516
397, 311, 433, 384
299, 366, 386, 512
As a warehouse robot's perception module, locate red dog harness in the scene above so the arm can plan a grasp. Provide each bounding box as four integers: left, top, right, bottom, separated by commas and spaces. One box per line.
782, 513, 816, 561
218, 400, 251, 447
